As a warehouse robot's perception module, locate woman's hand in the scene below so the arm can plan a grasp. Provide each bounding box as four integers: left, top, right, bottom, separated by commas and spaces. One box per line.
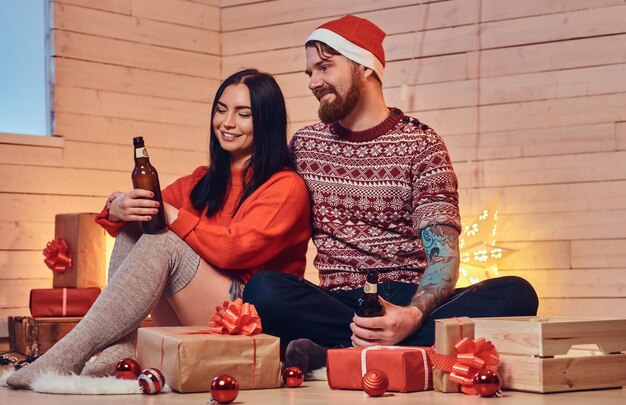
108, 189, 160, 222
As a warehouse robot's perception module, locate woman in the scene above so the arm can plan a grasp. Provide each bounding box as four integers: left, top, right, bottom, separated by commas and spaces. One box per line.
8, 69, 311, 389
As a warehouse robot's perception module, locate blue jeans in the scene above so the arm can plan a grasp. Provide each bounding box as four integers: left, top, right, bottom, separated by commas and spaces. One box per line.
243, 272, 538, 348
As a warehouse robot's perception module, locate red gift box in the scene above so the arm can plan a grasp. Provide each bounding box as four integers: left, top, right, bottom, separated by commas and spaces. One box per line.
327, 346, 433, 392
29, 287, 101, 317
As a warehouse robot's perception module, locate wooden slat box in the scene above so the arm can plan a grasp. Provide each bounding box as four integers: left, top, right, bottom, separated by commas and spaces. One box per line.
8, 316, 82, 356
474, 316, 626, 393
8, 316, 154, 357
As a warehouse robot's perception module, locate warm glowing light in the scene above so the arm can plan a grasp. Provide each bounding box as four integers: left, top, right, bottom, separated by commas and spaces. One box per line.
460, 252, 471, 263
466, 223, 479, 237
457, 197, 515, 288
473, 249, 488, 262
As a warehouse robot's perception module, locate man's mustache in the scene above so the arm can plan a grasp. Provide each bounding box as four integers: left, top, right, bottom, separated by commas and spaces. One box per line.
313, 86, 336, 101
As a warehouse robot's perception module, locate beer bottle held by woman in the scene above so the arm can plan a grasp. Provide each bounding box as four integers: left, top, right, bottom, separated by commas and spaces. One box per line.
131, 136, 167, 234
355, 270, 384, 317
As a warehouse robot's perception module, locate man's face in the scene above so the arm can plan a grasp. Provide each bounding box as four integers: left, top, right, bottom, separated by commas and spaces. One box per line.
305, 46, 365, 123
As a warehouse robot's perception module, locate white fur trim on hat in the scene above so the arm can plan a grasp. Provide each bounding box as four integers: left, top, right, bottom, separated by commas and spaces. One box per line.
307, 28, 385, 82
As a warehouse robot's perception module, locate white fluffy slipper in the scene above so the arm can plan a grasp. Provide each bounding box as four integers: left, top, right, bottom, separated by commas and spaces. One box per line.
1, 368, 171, 395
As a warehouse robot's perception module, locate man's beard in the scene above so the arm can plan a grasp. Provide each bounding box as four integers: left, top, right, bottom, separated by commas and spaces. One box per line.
315, 67, 364, 124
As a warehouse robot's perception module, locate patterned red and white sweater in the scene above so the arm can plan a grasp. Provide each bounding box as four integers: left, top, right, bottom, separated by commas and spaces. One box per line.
290, 107, 461, 291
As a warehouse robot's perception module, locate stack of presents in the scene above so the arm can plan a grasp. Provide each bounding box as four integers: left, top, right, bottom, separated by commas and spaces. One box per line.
9, 213, 106, 357
6, 213, 626, 396
327, 317, 626, 395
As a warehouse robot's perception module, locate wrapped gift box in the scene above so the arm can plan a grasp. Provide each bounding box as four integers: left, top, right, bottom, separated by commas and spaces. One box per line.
137, 326, 281, 393
327, 346, 433, 392
474, 316, 626, 393
52, 213, 107, 289
433, 317, 474, 393
29, 287, 101, 317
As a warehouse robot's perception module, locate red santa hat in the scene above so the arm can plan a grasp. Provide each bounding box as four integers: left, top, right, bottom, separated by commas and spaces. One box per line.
306, 15, 386, 82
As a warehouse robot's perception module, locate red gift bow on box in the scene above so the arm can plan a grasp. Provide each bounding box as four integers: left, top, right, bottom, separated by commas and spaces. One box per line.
186, 299, 263, 388
429, 337, 500, 395
43, 238, 73, 273
204, 298, 262, 336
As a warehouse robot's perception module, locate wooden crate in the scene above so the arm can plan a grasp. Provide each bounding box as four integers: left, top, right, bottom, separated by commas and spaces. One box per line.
474, 316, 626, 393
8, 316, 154, 356
8, 316, 82, 356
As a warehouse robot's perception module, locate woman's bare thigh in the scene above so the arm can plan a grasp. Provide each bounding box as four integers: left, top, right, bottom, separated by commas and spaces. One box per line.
166, 259, 232, 325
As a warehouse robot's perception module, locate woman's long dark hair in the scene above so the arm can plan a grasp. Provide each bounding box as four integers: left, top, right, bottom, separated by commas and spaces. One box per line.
190, 69, 290, 217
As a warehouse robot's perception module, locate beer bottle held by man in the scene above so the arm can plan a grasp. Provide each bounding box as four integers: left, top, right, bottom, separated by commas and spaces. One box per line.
131, 136, 167, 234
355, 270, 384, 317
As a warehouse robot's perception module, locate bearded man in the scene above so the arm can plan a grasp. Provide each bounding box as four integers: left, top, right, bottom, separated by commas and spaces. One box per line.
243, 15, 538, 375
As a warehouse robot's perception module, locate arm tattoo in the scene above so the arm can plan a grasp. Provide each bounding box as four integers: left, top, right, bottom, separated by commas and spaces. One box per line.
410, 224, 460, 317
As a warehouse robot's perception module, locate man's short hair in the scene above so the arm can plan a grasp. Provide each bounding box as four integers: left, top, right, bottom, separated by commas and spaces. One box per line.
305, 40, 382, 85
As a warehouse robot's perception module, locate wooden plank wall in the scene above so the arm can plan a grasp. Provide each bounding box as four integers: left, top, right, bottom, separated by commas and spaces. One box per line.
1, 0, 625, 337
0, 0, 219, 337
221, 0, 626, 317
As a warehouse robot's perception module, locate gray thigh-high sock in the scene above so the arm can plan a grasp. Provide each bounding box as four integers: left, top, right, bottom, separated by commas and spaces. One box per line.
79, 223, 143, 377
107, 222, 142, 282
81, 223, 199, 378
7, 230, 198, 389
80, 330, 137, 377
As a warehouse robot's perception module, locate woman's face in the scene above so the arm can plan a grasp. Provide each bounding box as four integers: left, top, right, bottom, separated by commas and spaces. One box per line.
212, 83, 254, 168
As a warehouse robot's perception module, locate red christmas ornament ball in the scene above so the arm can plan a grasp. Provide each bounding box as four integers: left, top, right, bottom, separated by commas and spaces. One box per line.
282, 366, 304, 388
115, 358, 141, 380
210, 375, 239, 404
138, 368, 166, 395
361, 369, 389, 397
472, 369, 501, 397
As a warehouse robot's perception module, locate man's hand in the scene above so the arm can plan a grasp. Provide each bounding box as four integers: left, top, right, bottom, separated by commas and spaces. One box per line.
350, 298, 424, 347
349, 224, 459, 347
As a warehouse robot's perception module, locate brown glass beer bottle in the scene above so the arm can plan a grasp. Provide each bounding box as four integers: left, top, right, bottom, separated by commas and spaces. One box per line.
355, 270, 384, 317
131, 136, 167, 234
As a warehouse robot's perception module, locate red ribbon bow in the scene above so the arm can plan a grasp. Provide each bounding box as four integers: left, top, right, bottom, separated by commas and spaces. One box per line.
449, 337, 500, 395
429, 337, 500, 395
205, 299, 262, 336
43, 238, 72, 273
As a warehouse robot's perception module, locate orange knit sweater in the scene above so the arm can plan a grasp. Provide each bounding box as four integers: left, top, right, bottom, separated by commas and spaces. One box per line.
96, 166, 311, 282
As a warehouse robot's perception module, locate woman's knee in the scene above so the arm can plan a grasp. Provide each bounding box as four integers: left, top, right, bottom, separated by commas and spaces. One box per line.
136, 230, 186, 256
134, 231, 199, 283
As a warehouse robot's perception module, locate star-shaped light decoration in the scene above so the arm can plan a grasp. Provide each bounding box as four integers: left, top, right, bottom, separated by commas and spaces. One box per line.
457, 196, 515, 288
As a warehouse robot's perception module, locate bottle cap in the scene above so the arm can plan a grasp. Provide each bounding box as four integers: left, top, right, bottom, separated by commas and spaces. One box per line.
133, 136, 145, 146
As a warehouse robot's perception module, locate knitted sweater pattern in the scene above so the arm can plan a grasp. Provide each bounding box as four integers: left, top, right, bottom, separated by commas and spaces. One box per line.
291, 108, 461, 290
96, 166, 311, 283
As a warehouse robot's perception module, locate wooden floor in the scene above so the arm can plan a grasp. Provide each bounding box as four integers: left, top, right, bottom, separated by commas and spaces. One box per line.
1, 380, 625, 404
2, 339, 625, 404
